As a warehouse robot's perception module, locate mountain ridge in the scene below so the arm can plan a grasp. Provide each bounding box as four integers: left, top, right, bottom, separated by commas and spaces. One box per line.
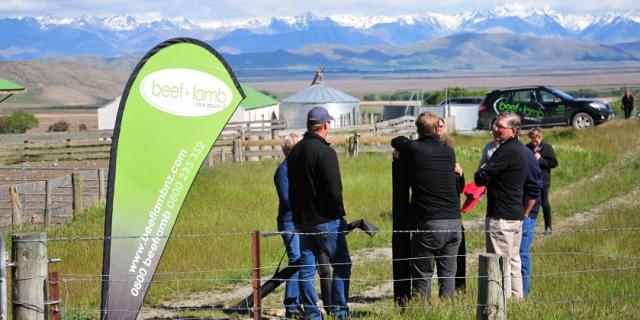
2, 6, 640, 60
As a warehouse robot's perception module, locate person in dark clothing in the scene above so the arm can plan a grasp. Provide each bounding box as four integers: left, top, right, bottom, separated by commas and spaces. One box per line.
527, 128, 558, 235
391, 111, 464, 300
288, 106, 351, 320
622, 89, 635, 119
520, 146, 543, 297
475, 112, 528, 298
273, 133, 304, 318
438, 117, 467, 292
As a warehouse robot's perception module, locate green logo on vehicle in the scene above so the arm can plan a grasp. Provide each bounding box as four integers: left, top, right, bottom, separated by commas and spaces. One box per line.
495, 100, 544, 121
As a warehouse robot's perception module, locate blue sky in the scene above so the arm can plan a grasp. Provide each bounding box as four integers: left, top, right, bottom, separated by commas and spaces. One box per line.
0, 0, 638, 20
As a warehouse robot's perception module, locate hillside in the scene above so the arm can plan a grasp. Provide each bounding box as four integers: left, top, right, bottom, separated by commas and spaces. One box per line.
277, 33, 640, 70
0, 58, 132, 108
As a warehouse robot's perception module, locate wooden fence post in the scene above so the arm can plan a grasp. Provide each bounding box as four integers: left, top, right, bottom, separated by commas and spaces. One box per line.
233, 140, 241, 163
12, 232, 48, 320
72, 172, 84, 214
0, 233, 7, 320
354, 133, 360, 157
206, 150, 214, 168
45, 180, 53, 226
257, 135, 264, 161
220, 148, 225, 165
98, 168, 107, 202
476, 254, 508, 320
353, 107, 357, 125
252, 230, 261, 320
10, 186, 22, 227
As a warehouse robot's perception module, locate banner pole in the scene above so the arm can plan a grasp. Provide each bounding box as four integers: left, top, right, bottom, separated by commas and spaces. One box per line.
252, 230, 261, 320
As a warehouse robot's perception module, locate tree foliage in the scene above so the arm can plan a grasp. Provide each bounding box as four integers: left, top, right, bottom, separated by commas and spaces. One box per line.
423, 87, 486, 105
48, 120, 69, 132
0, 110, 39, 134
362, 94, 376, 101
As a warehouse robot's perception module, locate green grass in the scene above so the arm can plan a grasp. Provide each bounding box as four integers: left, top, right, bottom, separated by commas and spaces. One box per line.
20, 119, 640, 318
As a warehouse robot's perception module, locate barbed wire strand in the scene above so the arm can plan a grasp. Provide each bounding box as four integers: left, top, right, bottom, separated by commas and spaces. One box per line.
55, 264, 640, 287
52, 250, 640, 279
29, 226, 640, 243
55, 294, 640, 318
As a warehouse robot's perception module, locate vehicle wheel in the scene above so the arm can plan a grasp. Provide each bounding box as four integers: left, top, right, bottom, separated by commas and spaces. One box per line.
571, 112, 594, 129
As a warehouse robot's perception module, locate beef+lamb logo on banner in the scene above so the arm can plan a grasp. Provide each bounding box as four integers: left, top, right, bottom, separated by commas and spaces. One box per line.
140, 68, 233, 116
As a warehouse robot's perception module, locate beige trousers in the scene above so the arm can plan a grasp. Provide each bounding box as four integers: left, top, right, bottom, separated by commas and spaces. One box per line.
485, 217, 524, 298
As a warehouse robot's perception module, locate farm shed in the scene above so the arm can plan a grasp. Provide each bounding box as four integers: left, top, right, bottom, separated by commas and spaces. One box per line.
228, 85, 279, 123
280, 82, 360, 129
383, 104, 481, 132
98, 96, 120, 130
97, 84, 279, 130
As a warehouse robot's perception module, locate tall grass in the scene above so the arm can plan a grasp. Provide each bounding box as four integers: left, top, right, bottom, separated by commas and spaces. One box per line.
32, 120, 640, 318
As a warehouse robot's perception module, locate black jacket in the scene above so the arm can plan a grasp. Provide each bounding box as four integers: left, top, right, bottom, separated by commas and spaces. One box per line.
622, 94, 634, 110
526, 141, 557, 186
392, 135, 463, 221
475, 137, 528, 220
288, 132, 345, 226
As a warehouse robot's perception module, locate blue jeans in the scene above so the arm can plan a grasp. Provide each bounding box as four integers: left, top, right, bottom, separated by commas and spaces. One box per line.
519, 217, 537, 296
278, 216, 303, 314
298, 218, 352, 320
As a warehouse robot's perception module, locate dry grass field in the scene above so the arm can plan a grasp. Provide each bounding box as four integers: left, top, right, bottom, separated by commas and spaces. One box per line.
246, 66, 640, 99
30, 112, 99, 133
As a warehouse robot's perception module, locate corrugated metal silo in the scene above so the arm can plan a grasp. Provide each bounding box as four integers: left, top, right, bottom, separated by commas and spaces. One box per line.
280, 82, 360, 129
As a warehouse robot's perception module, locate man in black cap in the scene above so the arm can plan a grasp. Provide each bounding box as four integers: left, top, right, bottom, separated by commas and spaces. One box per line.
288, 106, 352, 320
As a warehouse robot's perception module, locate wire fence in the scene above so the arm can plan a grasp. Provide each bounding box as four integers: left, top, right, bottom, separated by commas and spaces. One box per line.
8, 227, 640, 319
38, 226, 640, 242
54, 293, 640, 319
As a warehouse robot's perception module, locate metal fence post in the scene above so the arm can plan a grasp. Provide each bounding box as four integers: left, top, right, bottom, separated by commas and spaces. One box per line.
12, 232, 48, 320
252, 230, 261, 320
48, 272, 61, 320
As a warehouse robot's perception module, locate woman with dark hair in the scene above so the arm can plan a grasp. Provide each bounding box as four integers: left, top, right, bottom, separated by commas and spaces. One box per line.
527, 128, 558, 235
622, 89, 635, 119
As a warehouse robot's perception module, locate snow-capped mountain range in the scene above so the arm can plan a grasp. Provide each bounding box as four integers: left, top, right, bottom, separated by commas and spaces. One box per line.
1, 4, 640, 60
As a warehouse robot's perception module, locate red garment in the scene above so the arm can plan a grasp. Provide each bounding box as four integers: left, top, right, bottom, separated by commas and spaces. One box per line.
461, 182, 486, 213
